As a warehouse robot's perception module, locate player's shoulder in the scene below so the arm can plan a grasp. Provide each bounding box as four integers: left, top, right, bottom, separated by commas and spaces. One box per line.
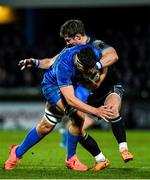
89, 37, 108, 46
89, 37, 112, 53
56, 47, 75, 69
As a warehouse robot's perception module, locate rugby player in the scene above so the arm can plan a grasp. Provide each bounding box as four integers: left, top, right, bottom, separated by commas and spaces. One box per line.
4, 45, 114, 171
19, 19, 133, 165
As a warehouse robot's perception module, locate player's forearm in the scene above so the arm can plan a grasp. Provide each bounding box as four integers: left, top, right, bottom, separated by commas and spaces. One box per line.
38, 58, 54, 69
86, 68, 108, 90
100, 67, 108, 82
93, 67, 108, 89
61, 86, 98, 116
37, 55, 58, 69
60, 86, 114, 119
100, 47, 119, 68
66, 95, 98, 116
18, 56, 57, 70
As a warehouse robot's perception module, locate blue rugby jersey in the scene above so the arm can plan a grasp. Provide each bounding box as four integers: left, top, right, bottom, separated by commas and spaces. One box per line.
41, 44, 101, 107
42, 44, 101, 88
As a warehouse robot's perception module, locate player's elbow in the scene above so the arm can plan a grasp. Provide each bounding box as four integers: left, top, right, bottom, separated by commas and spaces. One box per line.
108, 51, 119, 64
113, 53, 119, 63
111, 48, 119, 62
105, 47, 119, 64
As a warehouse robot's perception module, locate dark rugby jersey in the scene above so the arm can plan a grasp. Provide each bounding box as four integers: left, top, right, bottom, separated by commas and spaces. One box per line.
87, 37, 122, 97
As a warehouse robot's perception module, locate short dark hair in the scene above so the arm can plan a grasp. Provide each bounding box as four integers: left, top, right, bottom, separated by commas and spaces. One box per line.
60, 19, 85, 38
77, 46, 97, 69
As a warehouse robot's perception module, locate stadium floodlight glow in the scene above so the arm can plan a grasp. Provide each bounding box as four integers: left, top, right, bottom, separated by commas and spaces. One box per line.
0, 6, 16, 24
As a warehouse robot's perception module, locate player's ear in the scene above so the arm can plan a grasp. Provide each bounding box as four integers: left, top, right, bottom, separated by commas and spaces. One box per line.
75, 34, 82, 40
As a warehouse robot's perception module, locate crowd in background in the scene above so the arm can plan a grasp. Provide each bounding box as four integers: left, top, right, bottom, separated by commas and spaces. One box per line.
0, 7, 150, 99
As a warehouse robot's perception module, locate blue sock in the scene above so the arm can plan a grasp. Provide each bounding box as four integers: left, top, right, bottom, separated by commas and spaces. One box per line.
16, 127, 41, 158
60, 130, 67, 148
67, 130, 79, 160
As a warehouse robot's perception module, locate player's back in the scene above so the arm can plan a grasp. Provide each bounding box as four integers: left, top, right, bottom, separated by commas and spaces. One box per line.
42, 44, 89, 86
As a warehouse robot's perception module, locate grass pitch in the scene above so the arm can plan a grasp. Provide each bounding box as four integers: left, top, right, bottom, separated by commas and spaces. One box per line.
0, 129, 149, 179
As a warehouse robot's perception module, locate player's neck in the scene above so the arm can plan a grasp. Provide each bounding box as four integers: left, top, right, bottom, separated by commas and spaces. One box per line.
82, 35, 89, 44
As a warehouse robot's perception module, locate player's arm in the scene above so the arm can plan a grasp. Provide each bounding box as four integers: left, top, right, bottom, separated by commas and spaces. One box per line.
94, 40, 119, 69
60, 85, 114, 119
18, 55, 58, 70
38, 55, 58, 69
99, 67, 108, 83
100, 47, 118, 67
85, 67, 108, 90
93, 67, 108, 89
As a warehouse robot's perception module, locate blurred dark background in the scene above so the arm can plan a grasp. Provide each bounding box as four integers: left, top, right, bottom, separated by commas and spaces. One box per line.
0, 1, 150, 129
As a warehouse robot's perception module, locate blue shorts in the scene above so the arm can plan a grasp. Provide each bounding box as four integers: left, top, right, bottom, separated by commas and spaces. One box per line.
41, 83, 62, 107
41, 83, 90, 107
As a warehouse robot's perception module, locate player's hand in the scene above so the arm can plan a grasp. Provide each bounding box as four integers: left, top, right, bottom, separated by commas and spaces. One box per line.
18, 58, 36, 70
96, 105, 114, 122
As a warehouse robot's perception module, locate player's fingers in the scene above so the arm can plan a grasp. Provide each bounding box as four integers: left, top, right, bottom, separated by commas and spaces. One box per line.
99, 116, 109, 122
101, 109, 113, 116
101, 109, 114, 119
106, 113, 115, 119
107, 110, 114, 116
101, 116, 109, 122
20, 65, 25, 70
103, 105, 113, 110
19, 59, 28, 66
18, 60, 25, 66
103, 114, 112, 120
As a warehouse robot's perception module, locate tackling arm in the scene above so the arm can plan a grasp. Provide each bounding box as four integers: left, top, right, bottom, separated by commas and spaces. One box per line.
99, 67, 108, 83
60, 85, 114, 120
100, 47, 119, 68
83, 67, 108, 90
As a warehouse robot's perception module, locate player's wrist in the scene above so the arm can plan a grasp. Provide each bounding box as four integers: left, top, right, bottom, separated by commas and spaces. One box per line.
96, 60, 103, 69
35, 59, 40, 68
93, 107, 99, 117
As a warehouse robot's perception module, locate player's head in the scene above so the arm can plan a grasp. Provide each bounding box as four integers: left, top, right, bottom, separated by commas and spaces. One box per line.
60, 19, 86, 46
74, 46, 97, 74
